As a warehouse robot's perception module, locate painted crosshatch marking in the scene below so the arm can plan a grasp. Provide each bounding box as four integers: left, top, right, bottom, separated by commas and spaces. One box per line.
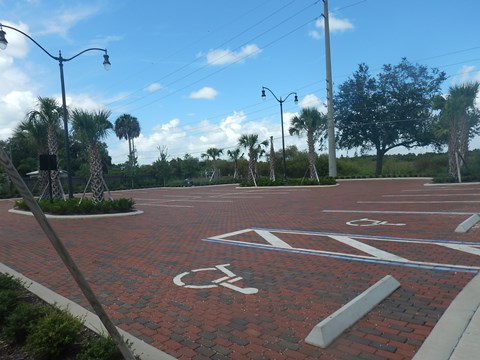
204, 227, 480, 273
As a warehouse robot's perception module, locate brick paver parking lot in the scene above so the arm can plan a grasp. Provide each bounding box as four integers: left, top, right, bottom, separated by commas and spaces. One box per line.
1, 178, 479, 359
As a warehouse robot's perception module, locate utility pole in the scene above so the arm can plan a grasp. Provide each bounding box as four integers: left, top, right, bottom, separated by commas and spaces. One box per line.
323, 0, 337, 177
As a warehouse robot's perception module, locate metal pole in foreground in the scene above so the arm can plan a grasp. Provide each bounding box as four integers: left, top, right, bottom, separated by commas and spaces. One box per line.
323, 0, 337, 177
279, 99, 287, 183
58, 55, 74, 199
0, 147, 135, 360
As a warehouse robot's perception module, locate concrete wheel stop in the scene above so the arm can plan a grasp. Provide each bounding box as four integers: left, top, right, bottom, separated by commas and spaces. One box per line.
305, 275, 401, 348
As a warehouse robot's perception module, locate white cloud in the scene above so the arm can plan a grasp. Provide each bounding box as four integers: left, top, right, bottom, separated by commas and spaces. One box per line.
38, 6, 101, 37
205, 44, 262, 65
450, 65, 480, 85
146, 82, 162, 93
0, 21, 30, 58
315, 14, 354, 34
299, 94, 327, 113
189, 86, 218, 100
309, 30, 321, 40
449, 65, 480, 108
0, 21, 37, 140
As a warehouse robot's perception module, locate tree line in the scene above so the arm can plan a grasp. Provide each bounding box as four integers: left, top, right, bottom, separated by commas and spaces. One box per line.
0, 58, 479, 198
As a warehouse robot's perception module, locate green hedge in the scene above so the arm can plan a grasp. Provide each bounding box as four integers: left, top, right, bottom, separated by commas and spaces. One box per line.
240, 176, 337, 187
15, 198, 135, 215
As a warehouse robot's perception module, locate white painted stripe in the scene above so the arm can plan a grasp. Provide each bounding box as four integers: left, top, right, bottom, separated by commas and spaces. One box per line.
134, 196, 197, 200
329, 235, 407, 261
305, 275, 401, 348
209, 228, 252, 240
169, 199, 232, 203
441, 243, 480, 256
403, 188, 480, 192
255, 229, 293, 248
323, 210, 476, 215
136, 203, 194, 208
358, 200, 480, 204
383, 194, 480, 197
205, 238, 480, 271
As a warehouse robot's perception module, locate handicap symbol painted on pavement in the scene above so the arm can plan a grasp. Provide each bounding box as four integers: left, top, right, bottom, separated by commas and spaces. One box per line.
173, 263, 258, 295
346, 218, 406, 227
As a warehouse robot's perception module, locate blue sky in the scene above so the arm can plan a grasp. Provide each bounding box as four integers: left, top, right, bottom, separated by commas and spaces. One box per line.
1, 0, 479, 165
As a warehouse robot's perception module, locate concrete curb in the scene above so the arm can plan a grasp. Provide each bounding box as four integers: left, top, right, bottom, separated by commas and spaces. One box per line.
7, 208, 144, 219
413, 272, 480, 360
455, 214, 480, 233
424, 182, 480, 187
305, 275, 400, 348
0, 262, 176, 360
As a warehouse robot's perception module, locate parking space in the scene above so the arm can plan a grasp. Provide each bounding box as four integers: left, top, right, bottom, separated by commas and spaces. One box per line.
0, 179, 479, 359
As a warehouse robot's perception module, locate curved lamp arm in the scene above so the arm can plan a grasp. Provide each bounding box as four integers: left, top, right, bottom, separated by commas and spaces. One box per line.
261, 86, 298, 104
0, 23, 58, 60
0, 23, 110, 69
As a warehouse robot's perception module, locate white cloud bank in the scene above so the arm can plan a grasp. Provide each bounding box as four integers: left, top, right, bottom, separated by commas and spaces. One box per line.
189, 86, 218, 100
310, 14, 354, 39
204, 44, 262, 65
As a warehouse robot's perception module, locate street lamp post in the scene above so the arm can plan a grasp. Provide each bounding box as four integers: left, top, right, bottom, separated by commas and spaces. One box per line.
0, 23, 111, 199
261, 86, 298, 183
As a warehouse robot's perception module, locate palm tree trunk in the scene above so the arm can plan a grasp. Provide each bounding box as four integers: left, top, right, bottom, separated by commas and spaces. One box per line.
448, 131, 459, 180
307, 131, 318, 181
458, 114, 469, 168
47, 125, 63, 200
248, 150, 255, 182
269, 136, 276, 182
89, 144, 104, 202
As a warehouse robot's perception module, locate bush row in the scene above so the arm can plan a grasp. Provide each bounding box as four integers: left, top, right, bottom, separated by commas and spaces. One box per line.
0, 273, 125, 359
14, 197, 135, 215
240, 176, 337, 187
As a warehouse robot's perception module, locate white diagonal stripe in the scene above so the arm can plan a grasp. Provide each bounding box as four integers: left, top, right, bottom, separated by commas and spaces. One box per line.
255, 229, 292, 248
442, 244, 480, 256
330, 235, 407, 261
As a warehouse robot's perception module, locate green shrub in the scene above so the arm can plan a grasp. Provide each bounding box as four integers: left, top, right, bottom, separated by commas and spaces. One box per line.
240, 176, 336, 187
15, 198, 135, 215
0, 273, 23, 292
78, 336, 123, 360
25, 308, 83, 358
2, 302, 46, 344
0, 289, 22, 324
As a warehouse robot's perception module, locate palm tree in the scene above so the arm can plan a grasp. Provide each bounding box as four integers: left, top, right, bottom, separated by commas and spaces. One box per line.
14, 119, 49, 194
433, 82, 480, 180
114, 114, 141, 162
201, 147, 223, 179
227, 148, 242, 179
71, 109, 112, 202
289, 107, 327, 181
268, 136, 276, 182
25, 97, 64, 199
238, 134, 268, 182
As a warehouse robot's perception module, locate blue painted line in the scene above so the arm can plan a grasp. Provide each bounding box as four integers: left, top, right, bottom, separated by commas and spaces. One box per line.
249, 227, 480, 246
203, 238, 479, 274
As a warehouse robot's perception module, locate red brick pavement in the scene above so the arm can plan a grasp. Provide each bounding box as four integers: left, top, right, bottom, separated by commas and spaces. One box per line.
1, 179, 479, 359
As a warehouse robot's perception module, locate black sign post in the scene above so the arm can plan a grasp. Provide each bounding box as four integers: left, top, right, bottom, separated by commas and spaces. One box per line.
39, 154, 57, 203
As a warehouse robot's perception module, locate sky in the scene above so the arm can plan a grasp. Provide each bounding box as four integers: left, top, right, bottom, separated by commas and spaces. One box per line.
1, 0, 480, 166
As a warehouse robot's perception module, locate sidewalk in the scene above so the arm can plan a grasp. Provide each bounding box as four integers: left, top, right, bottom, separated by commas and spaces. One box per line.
413, 272, 480, 360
